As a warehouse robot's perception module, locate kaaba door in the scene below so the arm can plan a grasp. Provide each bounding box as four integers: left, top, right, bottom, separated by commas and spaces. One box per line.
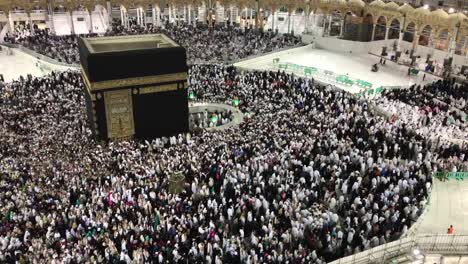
104, 89, 135, 139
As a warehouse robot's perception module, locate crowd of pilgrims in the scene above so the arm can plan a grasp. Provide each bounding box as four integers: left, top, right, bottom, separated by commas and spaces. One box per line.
3, 20, 301, 65
3, 26, 86, 65
7, 62, 467, 263
376, 84, 468, 143
376, 79, 468, 172
189, 109, 234, 130
425, 80, 468, 113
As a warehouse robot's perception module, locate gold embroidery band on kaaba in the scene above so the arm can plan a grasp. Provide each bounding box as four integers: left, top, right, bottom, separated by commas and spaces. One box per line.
139, 83, 180, 94
81, 67, 188, 91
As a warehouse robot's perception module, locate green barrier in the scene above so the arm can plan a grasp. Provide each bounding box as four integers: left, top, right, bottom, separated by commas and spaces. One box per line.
433, 172, 445, 180
336, 75, 354, 86
304, 67, 317, 76
433, 171, 468, 181
289, 63, 303, 72
274, 62, 376, 90
375, 87, 383, 94
356, 79, 372, 89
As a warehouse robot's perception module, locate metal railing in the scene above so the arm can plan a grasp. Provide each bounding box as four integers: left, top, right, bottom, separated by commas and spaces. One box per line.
269, 59, 406, 98
433, 171, 468, 181
329, 234, 468, 264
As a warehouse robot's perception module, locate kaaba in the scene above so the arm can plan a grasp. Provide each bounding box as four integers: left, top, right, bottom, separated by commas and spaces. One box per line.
78, 34, 189, 140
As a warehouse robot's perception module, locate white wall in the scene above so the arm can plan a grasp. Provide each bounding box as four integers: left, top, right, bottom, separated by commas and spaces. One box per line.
303, 35, 394, 55
265, 12, 307, 35
53, 14, 71, 35
73, 11, 90, 35
30, 12, 47, 22
10, 13, 29, 22
91, 11, 107, 33
0, 23, 10, 43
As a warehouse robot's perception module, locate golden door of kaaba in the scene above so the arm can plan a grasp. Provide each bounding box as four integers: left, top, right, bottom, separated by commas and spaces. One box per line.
104, 89, 135, 139
79, 34, 189, 140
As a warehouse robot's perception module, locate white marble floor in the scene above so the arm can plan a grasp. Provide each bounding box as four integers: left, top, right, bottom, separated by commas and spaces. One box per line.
415, 179, 468, 235
0, 47, 72, 82
235, 45, 440, 93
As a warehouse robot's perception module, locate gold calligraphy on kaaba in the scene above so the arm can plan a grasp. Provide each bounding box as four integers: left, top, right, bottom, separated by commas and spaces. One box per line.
139, 83, 180, 94
104, 90, 135, 139
81, 67, 188, 91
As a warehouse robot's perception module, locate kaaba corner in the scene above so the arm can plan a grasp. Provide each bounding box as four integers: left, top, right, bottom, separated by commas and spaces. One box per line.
78, 34, 189, 141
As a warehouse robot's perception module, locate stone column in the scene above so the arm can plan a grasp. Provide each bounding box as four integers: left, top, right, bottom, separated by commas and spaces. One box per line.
121, 7, 124, 25
188, 5, 191, 25
463, 36, 468, 56
152, 7, 156, 25
89, 10, 93, 32
69, 11, 75, 34
412, 31, 419, 52
327, 15, 332, 36
145, 9, 148, 26
137, 8, 141, 25
141, 8, 144, 26
397, 31, 403, 51
29, 14, 34, 31
429, 36, 435, 50
46, 3, 55, 33
8, 12, 14, 31
312, 12, 316, 32
448, 25, 459, 57
340, 16, 345, 37
125, 10, 129, 28
106, 1, 112, 27
371, 23, 376, 41
157, 7, 161, 26
193, 6, 197, 27
304, 7, 309, 33
208, 0, 213, 28
448, 35, 455, 57
168, 5, 172, 24
244, 7, 247, 28
271, 11, 275, 32
290, 12, 295, 34
384, 26, 389, 40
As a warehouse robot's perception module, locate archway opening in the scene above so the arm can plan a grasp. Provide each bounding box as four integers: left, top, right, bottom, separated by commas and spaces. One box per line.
363, 13, 373, 41
455, 35, 467, 56
435, 29, 449, 51
341, 11, 355, 38
374, 16, 386, 40
418, 25, 432, 46
325, 10, 342, 37
388, 18, 400, 39
403, 21, 415, 43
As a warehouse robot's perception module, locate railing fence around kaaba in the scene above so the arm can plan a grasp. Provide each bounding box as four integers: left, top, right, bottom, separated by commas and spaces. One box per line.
329, 234, 468, 264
